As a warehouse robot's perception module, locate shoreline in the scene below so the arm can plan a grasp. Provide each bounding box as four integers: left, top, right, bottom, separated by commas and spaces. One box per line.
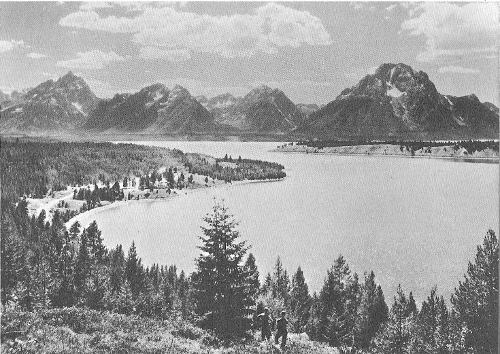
64, 178, 284, 228
273, 145, 499, 164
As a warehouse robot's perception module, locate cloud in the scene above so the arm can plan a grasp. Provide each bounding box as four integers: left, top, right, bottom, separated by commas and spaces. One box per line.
401, 2, 498, 62
27, 52, 48, 59
56, 50, 125, 69
0, 39, 25, 53
437, 66, 480, 74
59, 3, 331, 58
139, 47, 191, 61
349, 3, 376, 12
79, 2, 113, 11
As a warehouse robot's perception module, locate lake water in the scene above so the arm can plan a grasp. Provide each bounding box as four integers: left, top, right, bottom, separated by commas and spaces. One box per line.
75, 141, 499, 301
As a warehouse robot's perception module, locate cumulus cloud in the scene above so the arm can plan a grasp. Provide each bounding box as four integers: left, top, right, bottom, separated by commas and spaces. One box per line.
0, 39, 25, 53
27, 52, 48, 59
139, 47, 191, 61
401, 2, 498, 62
59, 3, 331, 58
79, 2, 113, 11
437, 66, 480, 74
56, 50, 125, 69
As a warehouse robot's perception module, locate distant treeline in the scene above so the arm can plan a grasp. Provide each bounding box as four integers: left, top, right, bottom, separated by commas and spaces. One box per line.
185, 154, 286, 182
296, 139, 499, 153
0, 139, 286, 201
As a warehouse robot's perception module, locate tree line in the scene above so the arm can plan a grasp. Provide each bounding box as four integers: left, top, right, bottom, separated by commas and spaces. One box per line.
0, 139, 286, 202
1, 199, 497, 353
296, 139, 499, 154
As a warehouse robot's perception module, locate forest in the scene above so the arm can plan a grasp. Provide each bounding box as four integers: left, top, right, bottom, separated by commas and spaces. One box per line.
0, 138, 285, 202
0, 138, 497, 353
295, 139, 499, 155
1, 198, 497, 353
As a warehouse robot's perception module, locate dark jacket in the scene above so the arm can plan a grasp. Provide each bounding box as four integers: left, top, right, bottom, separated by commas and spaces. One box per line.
276, 317, 287, 333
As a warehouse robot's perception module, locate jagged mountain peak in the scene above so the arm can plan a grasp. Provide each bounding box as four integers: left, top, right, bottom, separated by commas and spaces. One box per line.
301, 62, 498, 139
0, 72, 99, 133
247, 84, 276, 97
339, 62, 438, 101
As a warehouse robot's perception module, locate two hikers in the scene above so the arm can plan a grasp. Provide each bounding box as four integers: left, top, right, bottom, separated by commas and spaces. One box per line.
257, 308, 288, 349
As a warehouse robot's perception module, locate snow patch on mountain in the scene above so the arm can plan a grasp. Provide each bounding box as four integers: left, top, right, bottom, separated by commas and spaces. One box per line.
72, 102, 84, 114
386, 82, 404, 98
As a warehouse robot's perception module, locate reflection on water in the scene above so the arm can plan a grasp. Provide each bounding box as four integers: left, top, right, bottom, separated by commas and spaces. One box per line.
75, 141, 499, 301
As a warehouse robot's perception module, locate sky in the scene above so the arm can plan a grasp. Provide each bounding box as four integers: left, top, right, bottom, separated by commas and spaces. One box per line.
0, 1, 498, 105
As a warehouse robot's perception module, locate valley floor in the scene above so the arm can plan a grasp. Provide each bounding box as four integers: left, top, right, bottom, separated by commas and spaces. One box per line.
274, 143, 499, 163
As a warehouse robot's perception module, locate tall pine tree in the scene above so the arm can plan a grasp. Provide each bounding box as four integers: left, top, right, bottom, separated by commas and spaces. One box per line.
192, 203, 254, 340
451, 229, 498, 354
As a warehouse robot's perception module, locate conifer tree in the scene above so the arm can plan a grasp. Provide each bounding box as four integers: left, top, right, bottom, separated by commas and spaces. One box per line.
69, 221, 81, 240
261, 273, 272, 295
312, 255, 354, 347
125, 242, 144, 298
289, 267, 311, 333
372, 285, 415, 353
109, 245, 126, 293
353, 271, 388, 349
409, 287, 449, 353
192, 203, 254, 339
243, 253, 260, 302
1, 206, 26, 303
451, 229, 498, 353
74, 230, 90, 304
271, 256, 290, 302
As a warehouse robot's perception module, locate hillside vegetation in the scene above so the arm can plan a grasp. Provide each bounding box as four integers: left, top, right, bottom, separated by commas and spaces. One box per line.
1, 139, 497, 353
0, 139, 285, 201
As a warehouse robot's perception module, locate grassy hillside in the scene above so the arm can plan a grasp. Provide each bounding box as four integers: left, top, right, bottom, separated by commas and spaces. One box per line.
1, 307, 338, 353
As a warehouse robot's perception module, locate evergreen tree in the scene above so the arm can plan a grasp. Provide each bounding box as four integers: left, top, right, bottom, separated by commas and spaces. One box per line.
409, 287, 449, 353
69, 221, 81, 240
311, 255, 355, 347
289, 267, 311, 333
1, 205, 26, 304
74, 230, 90, 304
192, 203, 254, 339
372, 285, 415, 353
451, 229, 498, 354
271, 256, 290, 301
353, 272, 388, 349
125, 242, 144, 298
261, 273, 272, 295
243, 253, 260, 302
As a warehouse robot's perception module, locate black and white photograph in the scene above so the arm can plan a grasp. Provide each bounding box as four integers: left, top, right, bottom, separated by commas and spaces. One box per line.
0, 1, 498, 353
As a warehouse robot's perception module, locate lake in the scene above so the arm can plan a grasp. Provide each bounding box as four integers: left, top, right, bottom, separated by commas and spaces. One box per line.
75, 141, 499, 302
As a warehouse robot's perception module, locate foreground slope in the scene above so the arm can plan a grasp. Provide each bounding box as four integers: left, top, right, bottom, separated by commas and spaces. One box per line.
299, 63, 499, 139
1, 307, 339, 353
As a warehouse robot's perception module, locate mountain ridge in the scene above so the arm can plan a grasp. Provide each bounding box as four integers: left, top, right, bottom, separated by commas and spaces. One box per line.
1, 66, 497, 139
298, 63, 498, 139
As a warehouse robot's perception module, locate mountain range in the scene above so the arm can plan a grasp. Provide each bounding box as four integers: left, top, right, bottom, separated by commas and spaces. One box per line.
0, 63, 497, 139
299, 63, 498, 139
85, 84, 218, 134
197, 86, 305, 133
0, 72, 98, 133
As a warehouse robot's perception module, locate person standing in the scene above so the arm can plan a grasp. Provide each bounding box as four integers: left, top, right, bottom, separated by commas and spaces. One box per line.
275, 310, 288, 349
257, 307, 272, 341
